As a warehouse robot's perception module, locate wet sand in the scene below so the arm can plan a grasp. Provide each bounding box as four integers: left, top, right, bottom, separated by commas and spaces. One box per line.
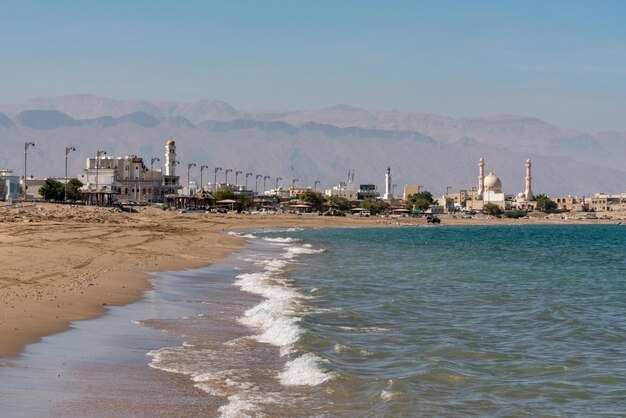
1, 202, 623, 358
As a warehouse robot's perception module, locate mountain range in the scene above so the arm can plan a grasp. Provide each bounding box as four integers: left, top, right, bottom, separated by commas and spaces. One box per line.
1, 94, 625, 197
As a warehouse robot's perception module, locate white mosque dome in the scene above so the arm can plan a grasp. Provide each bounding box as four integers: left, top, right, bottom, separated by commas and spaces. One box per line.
483, 172, 502, 193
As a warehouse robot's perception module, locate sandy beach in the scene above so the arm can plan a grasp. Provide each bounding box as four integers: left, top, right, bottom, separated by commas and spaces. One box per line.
1, 203, 623, 358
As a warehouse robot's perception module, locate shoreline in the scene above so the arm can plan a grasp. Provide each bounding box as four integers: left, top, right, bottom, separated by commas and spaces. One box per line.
1, 203, 623, 358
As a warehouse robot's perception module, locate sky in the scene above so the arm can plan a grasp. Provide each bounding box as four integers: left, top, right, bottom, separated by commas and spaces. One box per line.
1, 0, 626, 132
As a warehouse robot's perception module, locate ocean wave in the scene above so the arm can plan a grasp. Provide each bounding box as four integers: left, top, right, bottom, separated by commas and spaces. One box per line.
235, 236, 330, 387
380, 380, 400, 401
227, 231, 258, 239
333, 343, 374, 357
263, 237, 300, 243
279, 353, 333, 386
284, 245, 325, 259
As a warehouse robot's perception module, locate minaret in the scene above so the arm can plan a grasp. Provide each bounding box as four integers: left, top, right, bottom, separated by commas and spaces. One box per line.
383, 166, 392, 200
165, 137, 176, 176
478, 157, 485, 197
524, 159, 533, 200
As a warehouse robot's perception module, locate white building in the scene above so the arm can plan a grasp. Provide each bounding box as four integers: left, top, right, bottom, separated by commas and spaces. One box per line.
0, 169, 21, 200
466, 157, 506, 210
325, 171, 358, 200
78, 138, 180, 202
467, 157, 536, 211
325, 182, 358, 200
383, 167, 392, 200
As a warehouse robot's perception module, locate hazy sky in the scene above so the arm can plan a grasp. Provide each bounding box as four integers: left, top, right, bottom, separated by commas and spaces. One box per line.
1, 0, 625, 131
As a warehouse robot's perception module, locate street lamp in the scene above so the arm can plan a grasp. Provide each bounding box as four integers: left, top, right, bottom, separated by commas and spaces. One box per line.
292, 178, 299, 196
235, 170, 242, 186
95, 150, 106, 192
263, 176, 271, 194
276, 177, 282, 190
392, 184, 397, 198
245, 172, 253, 190
446, 185, 451, 197
214, 167, 222, 192
224, 168, 233, 185
200, 165, 208, 191
64, 146, 76, 203
187, 163, 196, 196
255, 174, 262, 194
150, 157, 160, 172
314, 180, 320, 192
23, 140, 35, 200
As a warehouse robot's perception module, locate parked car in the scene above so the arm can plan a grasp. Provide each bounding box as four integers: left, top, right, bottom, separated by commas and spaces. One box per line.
427, 215, 441, 224
216, 207, 228, 214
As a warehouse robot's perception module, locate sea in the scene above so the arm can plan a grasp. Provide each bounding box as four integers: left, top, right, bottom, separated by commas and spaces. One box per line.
1, 225, 625, 417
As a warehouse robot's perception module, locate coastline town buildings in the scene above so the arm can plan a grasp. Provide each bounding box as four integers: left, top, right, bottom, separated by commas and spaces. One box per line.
78, 138, 180, 203
463, 157, 535, 212
3, 136, 625, 217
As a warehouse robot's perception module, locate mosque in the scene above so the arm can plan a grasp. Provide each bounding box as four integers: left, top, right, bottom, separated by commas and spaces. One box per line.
465, 157, 535, 211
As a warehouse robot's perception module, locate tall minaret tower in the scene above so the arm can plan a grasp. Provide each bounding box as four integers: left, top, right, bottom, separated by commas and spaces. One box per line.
524, 159, 533, 200
165, 137, 176, 176
478, 157, 485, 197
383, 166, 392, 200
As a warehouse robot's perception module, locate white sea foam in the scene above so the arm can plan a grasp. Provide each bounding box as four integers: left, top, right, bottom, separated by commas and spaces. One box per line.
235, 237, 331, 387
218, 394, 257, 418
380, 380, 401, 401
263, 237, 299, 243
283, 245, 325, 259
279, 353, 332, 386
227, 231, 258, 239
333, 343, 374, 357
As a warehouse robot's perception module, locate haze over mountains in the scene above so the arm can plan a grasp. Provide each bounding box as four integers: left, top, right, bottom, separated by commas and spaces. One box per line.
1, 94, 625, 197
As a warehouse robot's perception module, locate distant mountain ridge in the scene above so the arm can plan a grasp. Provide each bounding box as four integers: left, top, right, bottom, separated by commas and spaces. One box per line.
1, 95, 625, 196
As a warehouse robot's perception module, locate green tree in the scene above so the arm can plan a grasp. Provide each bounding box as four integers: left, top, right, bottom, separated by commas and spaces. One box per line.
361, 199, 389, 215
212, 189, 236, 201
237, 194, 254, 211
406, 191, 434, 211
66, 179, 84, 201
534, 194, 557, 211
39, 178, 65, 201
212, 189, 256, 211
483, 203, 503, 216
298, 190, 326, 212
327, 195, 352, 211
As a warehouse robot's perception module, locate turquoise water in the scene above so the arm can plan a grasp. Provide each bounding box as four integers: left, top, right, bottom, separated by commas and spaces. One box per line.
257, 225, 626, 416
2, 225, 624, 416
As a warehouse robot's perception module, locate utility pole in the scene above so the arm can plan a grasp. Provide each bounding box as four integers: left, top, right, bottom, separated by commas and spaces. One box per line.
314, 180, 320, 192
151, 157, 160, 172
255, 174, 262, 194
263, 175, 270, 194
200, 165, 208, 191
224, 168, 233, 185
214, 167, 222, 192
245, 172, 253, 190
235, 170, 242, 186
64, 146, 76, 203
187, 163, 196, 196
23, 140, 35, 200
275, 177, 282, 190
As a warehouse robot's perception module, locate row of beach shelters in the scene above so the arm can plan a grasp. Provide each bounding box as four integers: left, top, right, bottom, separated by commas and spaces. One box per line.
165, 190, 216, 210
